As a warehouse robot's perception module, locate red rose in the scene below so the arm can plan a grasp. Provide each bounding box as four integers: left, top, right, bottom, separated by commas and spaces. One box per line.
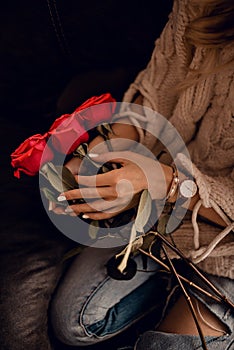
48, 93, 115, 153
48, 114, 89, 154
48, 113, 70, 132
11, 133, 54, 178
75, 93, 116, 129
11, 93, 116, 178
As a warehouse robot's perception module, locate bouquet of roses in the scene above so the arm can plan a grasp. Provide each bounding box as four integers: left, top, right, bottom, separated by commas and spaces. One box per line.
11, 93, 116, 209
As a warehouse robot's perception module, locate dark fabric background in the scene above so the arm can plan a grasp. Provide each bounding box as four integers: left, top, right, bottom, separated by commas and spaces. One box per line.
0, 1, 172, 349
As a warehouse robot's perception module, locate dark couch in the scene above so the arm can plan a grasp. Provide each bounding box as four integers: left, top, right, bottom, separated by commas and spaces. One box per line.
0, 1, 172, 349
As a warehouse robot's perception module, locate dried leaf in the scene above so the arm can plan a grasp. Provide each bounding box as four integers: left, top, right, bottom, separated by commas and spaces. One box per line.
129, 236, 144, 254
103, 123, 114, 134
73, 143, 88, 159
96, 123, 114, 139
96, 123, 114, 152
141, 232, 157, 251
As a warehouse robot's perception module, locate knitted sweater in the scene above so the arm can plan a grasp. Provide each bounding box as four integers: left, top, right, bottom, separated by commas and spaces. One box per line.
116, 0, 234, 278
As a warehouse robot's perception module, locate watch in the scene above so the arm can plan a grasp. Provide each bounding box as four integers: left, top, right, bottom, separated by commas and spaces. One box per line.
179, 179, 198, 198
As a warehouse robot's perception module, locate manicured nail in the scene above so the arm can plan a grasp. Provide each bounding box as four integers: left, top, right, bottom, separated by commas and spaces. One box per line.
82, 214, 90, 219
57, 195, 66, 202
89, 153, 99, 158
65, 207, 73, 213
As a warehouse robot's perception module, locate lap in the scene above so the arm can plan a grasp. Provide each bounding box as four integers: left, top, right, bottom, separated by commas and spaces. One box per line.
51, 247, 234, 349
50, 246, 167, 346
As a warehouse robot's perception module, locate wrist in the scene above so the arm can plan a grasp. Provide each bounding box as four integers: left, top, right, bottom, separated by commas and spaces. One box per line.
165, 166, 179, 203
163, 164, 179, 203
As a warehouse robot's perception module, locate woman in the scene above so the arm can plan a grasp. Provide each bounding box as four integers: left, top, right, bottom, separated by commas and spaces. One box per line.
50, 0, 234, 348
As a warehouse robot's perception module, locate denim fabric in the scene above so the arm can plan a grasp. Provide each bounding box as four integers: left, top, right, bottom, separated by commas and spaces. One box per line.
86, 273, 167, 337
135, 273, 234, 350
51, 246, 234, 349
135, 332, 233, 350
51, 247, 167, 346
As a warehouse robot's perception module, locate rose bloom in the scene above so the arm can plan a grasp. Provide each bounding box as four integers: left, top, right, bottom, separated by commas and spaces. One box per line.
48, 93, 116, 153
11, 133, 54, 178
48, 113, 89, 154
75, 93, 116, 129
11, 93, 116, 177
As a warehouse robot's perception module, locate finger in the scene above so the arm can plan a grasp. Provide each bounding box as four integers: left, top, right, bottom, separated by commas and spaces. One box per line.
61, 186, 118, 201
82, 208, 123, 220
52, 206, 67, 215
80, 197, 138, 219
89, 151, 130, 165
66, 198, 123, 215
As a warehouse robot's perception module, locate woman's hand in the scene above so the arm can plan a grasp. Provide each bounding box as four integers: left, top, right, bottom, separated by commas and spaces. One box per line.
59, 151, 173, 220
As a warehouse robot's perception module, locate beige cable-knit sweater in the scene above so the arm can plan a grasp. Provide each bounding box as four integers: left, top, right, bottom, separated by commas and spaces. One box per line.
116, 0, 234, 278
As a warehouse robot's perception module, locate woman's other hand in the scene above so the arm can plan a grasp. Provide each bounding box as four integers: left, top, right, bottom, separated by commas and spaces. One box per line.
59, 151, 173, 220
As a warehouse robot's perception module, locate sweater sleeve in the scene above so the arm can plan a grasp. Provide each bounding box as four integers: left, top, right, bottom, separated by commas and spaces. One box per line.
176, 152, 234, 222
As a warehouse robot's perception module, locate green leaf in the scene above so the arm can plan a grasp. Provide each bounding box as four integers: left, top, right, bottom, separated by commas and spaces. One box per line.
135, 190, 152, 233
41, 187, 57, 202
88, 220, 99, 239
157, 214, 170, 235
165, 214, 182, 234
41, 187, 67, 207
54, 165, 78, 191
40, 163, 79, 193
40, 162, 64, 192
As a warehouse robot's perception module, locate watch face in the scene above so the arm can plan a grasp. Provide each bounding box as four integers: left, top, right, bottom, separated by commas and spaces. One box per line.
180, 179, 197, 198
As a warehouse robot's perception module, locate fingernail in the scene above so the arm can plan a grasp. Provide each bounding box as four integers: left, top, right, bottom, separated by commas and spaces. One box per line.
82, 214, 90, 219
89, 153, 99, 158
65, 207, 73, 213
57, 195, 66, 202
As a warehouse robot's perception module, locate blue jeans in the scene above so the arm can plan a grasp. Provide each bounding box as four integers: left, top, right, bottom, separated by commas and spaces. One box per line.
50, 247, 234, 349
134, 272, 234, 350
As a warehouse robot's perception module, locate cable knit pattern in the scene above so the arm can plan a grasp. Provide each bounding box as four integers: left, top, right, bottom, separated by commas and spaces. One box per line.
121, 0, 234, 278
